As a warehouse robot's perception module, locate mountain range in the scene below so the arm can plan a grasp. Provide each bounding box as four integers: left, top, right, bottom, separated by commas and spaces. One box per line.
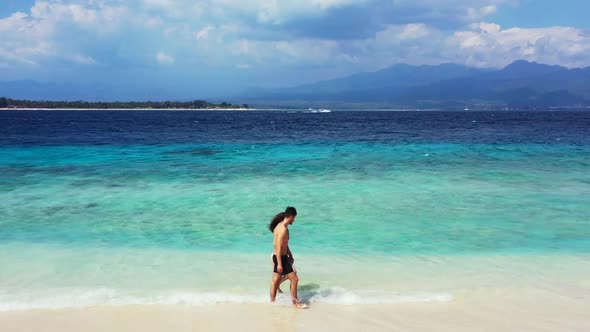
244, 60, 590, 108
2, 60, 589, 107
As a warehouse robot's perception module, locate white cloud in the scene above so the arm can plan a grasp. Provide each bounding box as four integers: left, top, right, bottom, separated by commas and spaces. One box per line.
374, 23, 435, 43
0, 1, 130, 68
71, 54, 97, 64
156, 51, 175, 65
450, 22, 590, 67
142, 16, 164, 28
398, 24, 431, 40
0, 12, 29, 32
227, 18, 590, 75
142, 0, 184, 19
467, 5, 497, 20
195, 26, 214, 40
481, 5, 498, 15
30, 1, 127, 31
1, 0, 590, 90
230, 38, 343, 66
0, 11, 54, 66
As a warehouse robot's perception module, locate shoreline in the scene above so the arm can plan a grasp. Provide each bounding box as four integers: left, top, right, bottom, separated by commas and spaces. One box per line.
1, 288, 588, 332
1, 249, 589, 311
0, 107, 264, 111
3, 107, 590, 112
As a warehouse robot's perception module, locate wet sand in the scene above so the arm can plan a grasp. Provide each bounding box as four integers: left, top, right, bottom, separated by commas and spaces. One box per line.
1, 285, 588, 332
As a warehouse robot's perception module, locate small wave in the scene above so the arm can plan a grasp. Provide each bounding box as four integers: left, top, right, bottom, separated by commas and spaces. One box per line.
304, 287, 452, 305
0, 288, 266, 311
0, 288, 453, 311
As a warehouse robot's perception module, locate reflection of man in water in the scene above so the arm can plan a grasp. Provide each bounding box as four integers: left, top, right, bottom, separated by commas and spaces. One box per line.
268, 207, 307, 308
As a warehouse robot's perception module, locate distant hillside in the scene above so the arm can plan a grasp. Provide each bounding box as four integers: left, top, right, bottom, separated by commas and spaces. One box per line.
245, 60, 590, 107
394, 61, 589, 107
295, 63, 484, 93
251, 63, 486, 101
3, 60, 589, 108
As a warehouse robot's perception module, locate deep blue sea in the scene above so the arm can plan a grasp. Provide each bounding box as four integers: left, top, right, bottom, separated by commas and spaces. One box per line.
1, 110, 589, 309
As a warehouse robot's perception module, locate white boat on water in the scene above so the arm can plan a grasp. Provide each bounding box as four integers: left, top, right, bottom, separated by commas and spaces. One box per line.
308, 108, 332, 113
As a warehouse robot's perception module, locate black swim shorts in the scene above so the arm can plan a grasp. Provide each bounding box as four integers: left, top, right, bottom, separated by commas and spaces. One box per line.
272, 254, 294, 275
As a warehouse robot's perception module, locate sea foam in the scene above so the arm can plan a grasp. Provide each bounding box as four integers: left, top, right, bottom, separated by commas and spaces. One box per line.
0, 287, 453, 311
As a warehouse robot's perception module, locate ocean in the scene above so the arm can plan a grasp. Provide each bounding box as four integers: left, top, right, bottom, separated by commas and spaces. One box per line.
1, 110, 589, 310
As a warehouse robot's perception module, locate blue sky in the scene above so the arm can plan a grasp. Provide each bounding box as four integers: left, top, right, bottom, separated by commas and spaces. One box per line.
1, 0, 589, 98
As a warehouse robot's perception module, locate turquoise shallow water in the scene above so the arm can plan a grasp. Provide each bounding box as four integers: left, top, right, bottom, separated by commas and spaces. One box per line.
2, 142, 590, 255
1, 110, 590, 309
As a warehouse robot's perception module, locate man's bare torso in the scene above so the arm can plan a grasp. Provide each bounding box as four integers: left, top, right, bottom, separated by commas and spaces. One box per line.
273, 224, 289, 255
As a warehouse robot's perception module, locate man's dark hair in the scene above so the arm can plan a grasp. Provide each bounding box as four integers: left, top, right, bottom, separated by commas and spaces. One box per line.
284, 206, 297, 218
269, 206, 297, 233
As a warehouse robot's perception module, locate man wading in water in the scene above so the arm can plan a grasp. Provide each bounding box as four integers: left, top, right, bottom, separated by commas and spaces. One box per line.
269, 207, 307, 309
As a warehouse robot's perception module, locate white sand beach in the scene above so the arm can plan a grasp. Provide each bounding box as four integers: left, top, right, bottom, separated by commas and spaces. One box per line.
1, 287, 588, 332
1, 254, 589, 331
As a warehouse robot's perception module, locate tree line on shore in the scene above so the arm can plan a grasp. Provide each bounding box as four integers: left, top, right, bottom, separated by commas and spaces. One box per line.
0, 97, 248, 109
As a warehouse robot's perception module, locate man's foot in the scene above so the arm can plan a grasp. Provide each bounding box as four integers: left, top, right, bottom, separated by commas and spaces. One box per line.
294, 302, 308, 309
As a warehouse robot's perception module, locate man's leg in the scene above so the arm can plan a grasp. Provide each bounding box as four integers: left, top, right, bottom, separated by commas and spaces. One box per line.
269, 272, 282, 302
278, 261, 295, 293
277, 275, 289, 293
285, 272, 307, 308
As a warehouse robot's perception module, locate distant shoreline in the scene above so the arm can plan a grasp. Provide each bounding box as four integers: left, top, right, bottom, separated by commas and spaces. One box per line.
0, 108, 261, 111
2, 107, 590, 112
